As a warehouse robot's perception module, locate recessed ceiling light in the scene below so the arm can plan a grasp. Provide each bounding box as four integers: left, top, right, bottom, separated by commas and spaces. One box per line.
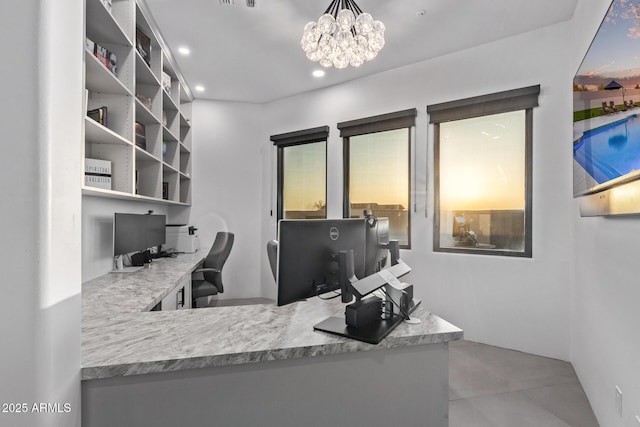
195, 85, 205, 92
178, 46, 191, 55
312, 70, 325, 78
416, 9, 427, 16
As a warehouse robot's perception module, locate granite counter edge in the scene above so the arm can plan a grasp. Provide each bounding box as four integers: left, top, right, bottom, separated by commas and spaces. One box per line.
81, 329, 463, 381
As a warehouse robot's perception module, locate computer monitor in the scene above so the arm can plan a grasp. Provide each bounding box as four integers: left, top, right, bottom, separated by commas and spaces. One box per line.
113, 213, 166, 257
276, 219, 367, 306
364, 216, 390, 276
114, 213, 146, 257
146, 214, 166, 248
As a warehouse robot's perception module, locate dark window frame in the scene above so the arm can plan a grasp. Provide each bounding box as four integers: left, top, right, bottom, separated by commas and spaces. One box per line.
428, 85, 539, 258
338, 109, 417, 249
271, 126, 329, 221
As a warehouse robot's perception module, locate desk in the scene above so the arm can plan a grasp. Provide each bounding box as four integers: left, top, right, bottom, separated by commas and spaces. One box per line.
82, 256, 463, 427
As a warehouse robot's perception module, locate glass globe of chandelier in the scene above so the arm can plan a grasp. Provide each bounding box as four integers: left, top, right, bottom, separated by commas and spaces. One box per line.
301, 0, 385, 69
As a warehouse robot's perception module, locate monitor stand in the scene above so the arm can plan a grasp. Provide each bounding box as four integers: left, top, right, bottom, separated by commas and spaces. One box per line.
314, 298, 421, 344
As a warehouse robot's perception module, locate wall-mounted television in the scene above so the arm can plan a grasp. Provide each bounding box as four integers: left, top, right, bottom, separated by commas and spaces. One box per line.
573, 0, 640, 200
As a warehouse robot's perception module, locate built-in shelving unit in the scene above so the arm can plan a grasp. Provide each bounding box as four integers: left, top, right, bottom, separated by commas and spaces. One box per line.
82, 0, 193, 205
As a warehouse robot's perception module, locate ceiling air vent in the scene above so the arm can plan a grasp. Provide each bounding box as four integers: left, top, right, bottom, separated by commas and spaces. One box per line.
219, 0, 255, 7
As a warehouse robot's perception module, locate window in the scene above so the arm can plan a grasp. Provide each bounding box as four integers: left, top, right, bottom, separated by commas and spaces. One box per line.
428, 85, 539, 257
339, 109, 416, 248
271, 126, 328, 220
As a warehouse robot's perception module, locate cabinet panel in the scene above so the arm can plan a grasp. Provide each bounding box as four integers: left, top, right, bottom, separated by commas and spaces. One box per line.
161, 276, 191, 311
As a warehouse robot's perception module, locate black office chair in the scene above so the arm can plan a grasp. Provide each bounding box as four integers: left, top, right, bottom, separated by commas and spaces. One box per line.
266, 239, 278, 282
192, 232, 234, 308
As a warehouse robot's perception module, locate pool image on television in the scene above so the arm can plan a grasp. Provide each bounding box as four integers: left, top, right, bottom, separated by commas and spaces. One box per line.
573, 0, 640, 196
574, 115, 640, 184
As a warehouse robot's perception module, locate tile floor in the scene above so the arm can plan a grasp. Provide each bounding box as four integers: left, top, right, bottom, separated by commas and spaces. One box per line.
449, 340, 599, 427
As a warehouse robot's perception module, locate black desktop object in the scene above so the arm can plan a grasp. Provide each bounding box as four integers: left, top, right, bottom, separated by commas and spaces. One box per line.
313, 249, 420, 344
275, 215, 420, 344
276, 219, 367, 306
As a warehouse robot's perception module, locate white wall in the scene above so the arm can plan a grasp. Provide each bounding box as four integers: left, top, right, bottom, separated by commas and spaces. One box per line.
259, 23, 575, 361
179, 99, 265, 299
82, 198, 171, 282
0, 0, 83, 425
570, 1, 640, 426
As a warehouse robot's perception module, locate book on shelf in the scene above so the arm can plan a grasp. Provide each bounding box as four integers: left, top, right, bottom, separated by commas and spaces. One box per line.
162, 141, 167, 162
162, 182, 169, 200
135, 122, 146, 150
162, 110, 168, 126
161, 71, 171, 95
136, 93, 152, 111
87, 106, 108, 126
85, 158, 111, 175
85, 175, 112, 190
84, 158, 112, 190
86, 37, 117, 76
136, 28, 152, 67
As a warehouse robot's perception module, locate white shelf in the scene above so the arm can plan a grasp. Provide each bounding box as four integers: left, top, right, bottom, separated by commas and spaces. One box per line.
163, 89, 179, 111
82, 186, 188, 206
85, 49, 132, 96
162, 126, 179, 142
162, 162, 179, 174
82, 186, 134, 199
135, 50, 159, 85
135, 98, 160, 124
180, 83, 192, 103
85, 116, 133, 146
135, 145, 161, 163
179, 141, 190, 154
179, 112, 191, 129
138, 194, 189, 206
86, 0, 133, 47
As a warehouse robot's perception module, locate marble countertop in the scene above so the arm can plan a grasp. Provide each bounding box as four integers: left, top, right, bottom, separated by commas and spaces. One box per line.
82, 253, 205, 317
82, 255, 463, 381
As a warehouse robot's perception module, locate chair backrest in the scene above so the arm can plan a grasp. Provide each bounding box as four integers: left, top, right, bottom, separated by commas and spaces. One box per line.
266, 240, 278, 282
203, 232, 234, 293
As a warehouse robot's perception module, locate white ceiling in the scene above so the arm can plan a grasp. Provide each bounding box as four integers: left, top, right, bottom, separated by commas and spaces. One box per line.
144, 0, 579, 104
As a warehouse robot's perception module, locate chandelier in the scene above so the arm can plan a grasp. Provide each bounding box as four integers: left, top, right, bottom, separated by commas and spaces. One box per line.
300, 0, 385, 69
